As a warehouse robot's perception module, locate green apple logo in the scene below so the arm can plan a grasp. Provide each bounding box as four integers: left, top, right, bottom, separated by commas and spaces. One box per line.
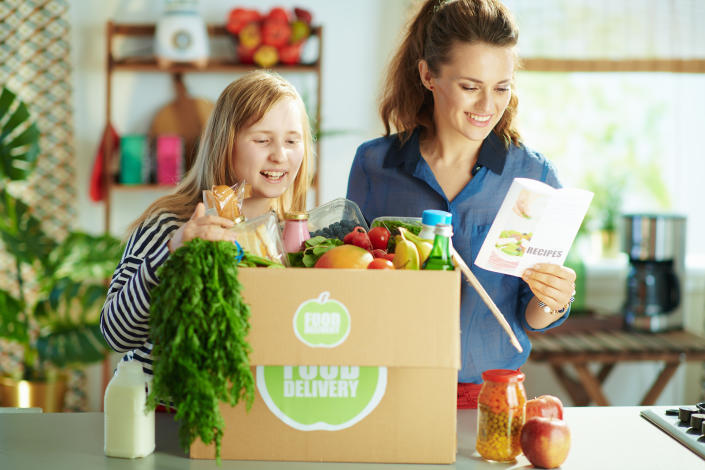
293, 292, 350, 348
257, 365, 387, 431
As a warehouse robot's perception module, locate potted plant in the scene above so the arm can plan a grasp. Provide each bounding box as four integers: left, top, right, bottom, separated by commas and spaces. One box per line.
0, 85, 122, 410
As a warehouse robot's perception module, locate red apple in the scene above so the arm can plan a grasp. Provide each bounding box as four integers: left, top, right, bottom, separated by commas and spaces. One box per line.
526, 394, 564, 420
520, 417, 571, 469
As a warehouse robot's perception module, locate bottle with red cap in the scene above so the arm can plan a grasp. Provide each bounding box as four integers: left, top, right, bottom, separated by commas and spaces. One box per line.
475, 369, 526, 462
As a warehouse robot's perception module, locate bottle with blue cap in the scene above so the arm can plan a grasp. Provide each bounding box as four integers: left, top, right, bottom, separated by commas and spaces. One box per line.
418, 209, 452, 241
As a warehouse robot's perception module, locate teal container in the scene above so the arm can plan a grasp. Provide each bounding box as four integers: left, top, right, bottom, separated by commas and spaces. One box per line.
120, 135, 148, 184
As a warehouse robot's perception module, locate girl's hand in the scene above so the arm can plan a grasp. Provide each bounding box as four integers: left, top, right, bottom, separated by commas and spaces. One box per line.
522, 263, 576, 312
168, 203, 237, 253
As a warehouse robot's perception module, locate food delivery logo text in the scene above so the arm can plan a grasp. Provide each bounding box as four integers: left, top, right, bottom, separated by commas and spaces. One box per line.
293, 291, 350, 347
257, 366, 387, 431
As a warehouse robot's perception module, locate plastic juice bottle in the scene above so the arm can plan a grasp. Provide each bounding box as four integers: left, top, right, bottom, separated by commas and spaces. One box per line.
422, 223, 455, 270
418, 209, 452, 241
104, 360, 155, 459
282, 211, 310, 253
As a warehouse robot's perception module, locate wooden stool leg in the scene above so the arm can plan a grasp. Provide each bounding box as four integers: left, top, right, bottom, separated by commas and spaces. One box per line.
574, 363, 610, 406
551, 364, 591, 406
640, 362, 680, 406
596, 363, 615, 383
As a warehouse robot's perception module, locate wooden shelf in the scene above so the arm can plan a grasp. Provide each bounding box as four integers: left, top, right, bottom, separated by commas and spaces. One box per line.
103, 20, 323, 233
110, 184, 178, 191
110, 58, 319, 73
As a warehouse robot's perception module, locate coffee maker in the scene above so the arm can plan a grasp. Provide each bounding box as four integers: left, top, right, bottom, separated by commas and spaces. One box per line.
622, 214, 686, 332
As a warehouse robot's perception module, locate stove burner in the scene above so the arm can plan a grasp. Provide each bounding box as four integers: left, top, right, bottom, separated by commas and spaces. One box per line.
641, 405, 705, 460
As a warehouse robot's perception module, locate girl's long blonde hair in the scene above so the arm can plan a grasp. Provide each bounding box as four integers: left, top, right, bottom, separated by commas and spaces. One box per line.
128, 70, 313, 233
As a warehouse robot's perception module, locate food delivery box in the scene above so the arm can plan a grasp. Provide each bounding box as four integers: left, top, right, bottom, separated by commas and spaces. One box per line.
190, 267, 461, 463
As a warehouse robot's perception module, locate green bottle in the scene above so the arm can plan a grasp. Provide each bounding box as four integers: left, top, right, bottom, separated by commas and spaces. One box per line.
422, 224, 455, 271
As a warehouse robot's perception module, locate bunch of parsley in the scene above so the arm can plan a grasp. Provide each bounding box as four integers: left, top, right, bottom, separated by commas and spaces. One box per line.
147, 239, 254, 463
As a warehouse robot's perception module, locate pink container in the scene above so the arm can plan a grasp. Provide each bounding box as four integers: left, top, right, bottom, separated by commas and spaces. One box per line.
282, 211, 310, 253
156, 135, 183, 185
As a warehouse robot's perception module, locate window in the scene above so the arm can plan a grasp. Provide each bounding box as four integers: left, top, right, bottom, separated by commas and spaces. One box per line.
505, 0, 705, 256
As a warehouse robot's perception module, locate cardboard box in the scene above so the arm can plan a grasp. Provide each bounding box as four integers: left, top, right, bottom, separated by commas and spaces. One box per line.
190, 268, 461, 463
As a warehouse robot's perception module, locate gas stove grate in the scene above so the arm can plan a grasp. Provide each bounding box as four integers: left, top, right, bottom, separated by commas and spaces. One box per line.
641, 405, 705, 461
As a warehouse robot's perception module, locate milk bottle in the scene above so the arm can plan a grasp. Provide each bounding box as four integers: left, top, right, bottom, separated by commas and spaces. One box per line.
104, 360, 155, 458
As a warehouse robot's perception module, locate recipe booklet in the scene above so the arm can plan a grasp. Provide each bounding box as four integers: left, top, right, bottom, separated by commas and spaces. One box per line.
475, 177, 594, 277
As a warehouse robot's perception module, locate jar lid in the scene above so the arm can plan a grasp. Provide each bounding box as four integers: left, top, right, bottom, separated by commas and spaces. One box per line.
285, 211, 308, 220
481, 369, 525, 383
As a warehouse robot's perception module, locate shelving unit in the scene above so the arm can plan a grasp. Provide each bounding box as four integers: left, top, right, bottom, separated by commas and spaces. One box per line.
103, 21, 323, 233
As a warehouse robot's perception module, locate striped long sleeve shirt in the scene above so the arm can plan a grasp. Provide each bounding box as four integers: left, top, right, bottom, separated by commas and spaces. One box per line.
100, 212, 182, 375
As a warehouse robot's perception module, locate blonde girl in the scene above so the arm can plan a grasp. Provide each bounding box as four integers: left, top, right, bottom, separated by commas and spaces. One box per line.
101, 70, 313, 375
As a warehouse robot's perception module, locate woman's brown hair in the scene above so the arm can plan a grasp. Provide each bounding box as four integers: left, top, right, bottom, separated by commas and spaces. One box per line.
380, 0, 521, 146
128, 70, 313, 233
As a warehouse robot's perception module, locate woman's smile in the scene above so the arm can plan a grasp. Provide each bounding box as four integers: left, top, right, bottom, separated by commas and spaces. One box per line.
466, 112, 493, 127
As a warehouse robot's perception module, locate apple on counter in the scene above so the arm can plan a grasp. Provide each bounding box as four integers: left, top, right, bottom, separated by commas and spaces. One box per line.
526, 394, 564, 420
520, 394, 570, 468
520, 416, 571, 469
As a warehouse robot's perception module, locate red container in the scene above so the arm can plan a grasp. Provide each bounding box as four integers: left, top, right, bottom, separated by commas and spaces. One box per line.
156, 135, 183, 185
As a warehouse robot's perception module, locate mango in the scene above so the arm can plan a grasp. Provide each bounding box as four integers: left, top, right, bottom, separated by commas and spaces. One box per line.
314, 244, 374, 269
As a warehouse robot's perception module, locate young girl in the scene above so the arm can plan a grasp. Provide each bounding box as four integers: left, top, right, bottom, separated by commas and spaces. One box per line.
346, 0, 576, 408
100, 70, 313, 375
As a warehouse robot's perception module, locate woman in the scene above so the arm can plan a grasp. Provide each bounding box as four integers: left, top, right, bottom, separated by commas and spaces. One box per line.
346, 0, 576, 408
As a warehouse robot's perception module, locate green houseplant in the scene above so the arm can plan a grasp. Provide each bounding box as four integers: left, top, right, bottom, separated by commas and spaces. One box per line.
0, 85, 122, 398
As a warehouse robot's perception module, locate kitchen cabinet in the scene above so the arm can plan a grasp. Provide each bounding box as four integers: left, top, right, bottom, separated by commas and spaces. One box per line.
102, 21, 323, 233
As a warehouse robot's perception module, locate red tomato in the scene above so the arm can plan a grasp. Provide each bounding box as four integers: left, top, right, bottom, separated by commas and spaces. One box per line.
368, 226, 391, 251
367, 258, 395, 270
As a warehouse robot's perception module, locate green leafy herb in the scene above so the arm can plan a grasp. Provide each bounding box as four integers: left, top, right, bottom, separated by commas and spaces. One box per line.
287, 236, 343, 267
147, 239, 254, 463
237, 250, 285, 268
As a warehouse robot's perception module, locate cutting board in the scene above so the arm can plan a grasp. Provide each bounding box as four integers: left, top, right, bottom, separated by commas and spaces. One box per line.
149, 73, 214, 171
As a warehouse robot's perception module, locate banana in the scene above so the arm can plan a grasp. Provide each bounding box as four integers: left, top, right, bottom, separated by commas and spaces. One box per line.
399, 227, 433, 265
393, 232, 420, 270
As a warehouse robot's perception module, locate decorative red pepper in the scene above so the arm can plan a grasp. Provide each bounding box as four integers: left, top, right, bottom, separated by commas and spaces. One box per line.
343, 226, 372, 251
226, 8, 261, 35
294, 7, 313, 25
278, 43, 302, 65
262, 20, 291, 48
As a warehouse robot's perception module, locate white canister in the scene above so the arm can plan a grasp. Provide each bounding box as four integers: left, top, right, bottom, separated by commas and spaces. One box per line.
104, 360, 155, 458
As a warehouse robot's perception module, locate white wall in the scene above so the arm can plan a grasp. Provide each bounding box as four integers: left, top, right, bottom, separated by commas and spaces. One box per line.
70, 0, 412, 237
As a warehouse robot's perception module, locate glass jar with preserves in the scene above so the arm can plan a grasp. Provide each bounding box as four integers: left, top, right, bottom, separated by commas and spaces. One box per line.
282, 211, 310, 253
475, 369, 526, 462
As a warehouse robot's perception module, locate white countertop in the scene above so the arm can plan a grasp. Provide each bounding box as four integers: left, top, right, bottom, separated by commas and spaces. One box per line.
0, 406, 702, 469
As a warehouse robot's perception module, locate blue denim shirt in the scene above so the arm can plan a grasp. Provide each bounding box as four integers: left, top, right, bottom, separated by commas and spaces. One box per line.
346, 129, 569, 383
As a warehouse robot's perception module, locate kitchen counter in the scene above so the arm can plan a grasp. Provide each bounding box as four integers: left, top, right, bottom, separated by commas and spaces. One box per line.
1, 406, 702, 469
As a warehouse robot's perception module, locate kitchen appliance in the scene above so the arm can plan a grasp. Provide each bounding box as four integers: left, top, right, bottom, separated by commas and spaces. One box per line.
622, 213, 686, 332
154, 0, 209, 69
641, 404, 705, 461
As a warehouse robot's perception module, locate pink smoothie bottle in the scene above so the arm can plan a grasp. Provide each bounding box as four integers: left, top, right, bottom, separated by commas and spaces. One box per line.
283, 211, 310, 253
